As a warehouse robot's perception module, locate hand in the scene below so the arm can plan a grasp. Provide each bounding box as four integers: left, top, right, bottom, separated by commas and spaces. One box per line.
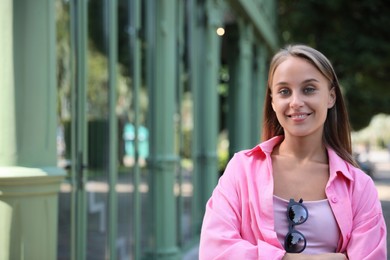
282, 253, 348, 260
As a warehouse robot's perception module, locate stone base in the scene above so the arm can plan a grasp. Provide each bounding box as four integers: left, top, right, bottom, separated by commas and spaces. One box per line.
0, 167, 65, 260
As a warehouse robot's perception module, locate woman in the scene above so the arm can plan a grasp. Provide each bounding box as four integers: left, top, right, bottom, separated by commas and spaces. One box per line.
199, 45, 387, 259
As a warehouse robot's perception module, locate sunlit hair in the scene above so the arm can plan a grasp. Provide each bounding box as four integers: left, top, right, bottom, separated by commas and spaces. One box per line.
262, 44, 357, 166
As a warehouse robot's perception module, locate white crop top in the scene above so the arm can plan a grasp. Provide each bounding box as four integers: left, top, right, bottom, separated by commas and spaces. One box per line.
273, 195, 340, 254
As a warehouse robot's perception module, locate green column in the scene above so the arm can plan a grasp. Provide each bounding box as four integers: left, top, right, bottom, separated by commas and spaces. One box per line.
0, 3, 15, 259
250, 43, 268, 144
11, 0, 60, 165
228, 19, 254, 156
69, 1, 88, 259
0, 168, 64, 259
0, 1, 65, 260
146, 0, 180, 259
107, 1, 118, 259
0, 0, 16, 166
129, 0, 142, 259
192, 0, 224, 232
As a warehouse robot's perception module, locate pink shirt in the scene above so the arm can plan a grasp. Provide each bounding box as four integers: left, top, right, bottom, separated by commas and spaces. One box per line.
199, 136, 387, 259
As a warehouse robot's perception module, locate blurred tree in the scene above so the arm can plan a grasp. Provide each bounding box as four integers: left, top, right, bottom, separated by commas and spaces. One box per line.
56, 0, 71, 122
88, 0, 134, 77
278, 0, 390, 130
56, 0, 137, 123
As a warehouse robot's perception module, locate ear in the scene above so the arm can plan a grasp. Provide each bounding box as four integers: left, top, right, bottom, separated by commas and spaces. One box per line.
328, 87, 336, 108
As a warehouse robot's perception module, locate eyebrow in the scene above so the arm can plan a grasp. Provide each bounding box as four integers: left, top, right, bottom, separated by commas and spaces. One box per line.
274, 78, 320, 86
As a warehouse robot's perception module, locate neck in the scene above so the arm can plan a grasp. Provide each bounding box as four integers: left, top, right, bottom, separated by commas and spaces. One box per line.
278, 134, 328, 164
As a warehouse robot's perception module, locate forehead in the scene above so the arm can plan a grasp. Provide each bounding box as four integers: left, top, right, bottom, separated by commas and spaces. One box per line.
272, 56, 327, 85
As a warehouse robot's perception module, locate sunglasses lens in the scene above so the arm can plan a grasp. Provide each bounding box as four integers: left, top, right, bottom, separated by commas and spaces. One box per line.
285, 231, 306, 253
288, 204, 308, 224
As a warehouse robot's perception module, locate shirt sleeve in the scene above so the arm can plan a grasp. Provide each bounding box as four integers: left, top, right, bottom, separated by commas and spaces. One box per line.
198, 154, 286, 260
346, 177, 387, 259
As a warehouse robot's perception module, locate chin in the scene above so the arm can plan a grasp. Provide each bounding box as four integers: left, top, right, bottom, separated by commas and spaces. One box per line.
285, 128, 323, 139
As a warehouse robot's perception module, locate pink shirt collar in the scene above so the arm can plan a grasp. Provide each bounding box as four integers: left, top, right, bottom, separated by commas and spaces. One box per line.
246, 135, 354, 182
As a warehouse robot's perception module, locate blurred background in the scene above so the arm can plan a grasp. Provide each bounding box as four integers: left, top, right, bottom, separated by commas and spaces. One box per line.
53, 0, 390, 259
56, 0, 390, 259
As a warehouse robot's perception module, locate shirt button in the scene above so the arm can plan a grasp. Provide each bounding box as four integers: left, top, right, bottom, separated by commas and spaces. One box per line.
331, 197, 338, 203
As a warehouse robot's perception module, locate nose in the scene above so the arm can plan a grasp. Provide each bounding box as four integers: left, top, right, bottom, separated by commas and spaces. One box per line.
290, 93, 304, 109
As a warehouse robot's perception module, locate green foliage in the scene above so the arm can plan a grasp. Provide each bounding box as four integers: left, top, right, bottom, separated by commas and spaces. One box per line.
56, 0, 71, 121
352, 113, 390, 148
56, 0, 141, 123
278, 0, 390, 130
218, 148, 229, 174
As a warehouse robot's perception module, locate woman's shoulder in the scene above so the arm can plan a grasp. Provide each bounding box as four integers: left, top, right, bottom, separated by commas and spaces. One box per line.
337, 159, 379, 204
347, 162, 375, 189
233, 136, 283, 159
328, 148, 370, 180
221, 143, 272, 183
225, 146, 266, 174
340, 158, 373, 185
327, 148, 377, 194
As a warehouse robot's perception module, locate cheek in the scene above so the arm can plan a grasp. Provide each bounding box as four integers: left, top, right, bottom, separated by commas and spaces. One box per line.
271, 101, 287, 123
317, 103, 330, 123
271, 98, 286, 113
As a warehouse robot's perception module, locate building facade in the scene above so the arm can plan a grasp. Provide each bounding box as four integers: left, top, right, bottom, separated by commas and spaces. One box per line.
0, 0, 277, 259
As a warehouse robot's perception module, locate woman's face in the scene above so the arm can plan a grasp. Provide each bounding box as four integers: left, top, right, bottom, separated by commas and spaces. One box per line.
270, 56, 336, 138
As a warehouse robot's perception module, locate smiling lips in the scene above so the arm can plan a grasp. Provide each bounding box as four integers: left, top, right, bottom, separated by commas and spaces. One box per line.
288, 113, 312, 120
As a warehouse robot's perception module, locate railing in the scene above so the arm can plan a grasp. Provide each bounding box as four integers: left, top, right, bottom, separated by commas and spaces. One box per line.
56, 0, 277, 259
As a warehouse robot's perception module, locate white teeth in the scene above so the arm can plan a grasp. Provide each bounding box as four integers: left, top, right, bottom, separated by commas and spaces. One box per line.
291, 114, 306, 119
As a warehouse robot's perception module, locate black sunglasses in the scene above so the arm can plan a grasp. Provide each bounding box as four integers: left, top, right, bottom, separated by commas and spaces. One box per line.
284, 198, 309, 253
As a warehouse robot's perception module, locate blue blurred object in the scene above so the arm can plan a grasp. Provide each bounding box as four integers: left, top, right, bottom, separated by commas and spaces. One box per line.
123, 123, 149, 159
